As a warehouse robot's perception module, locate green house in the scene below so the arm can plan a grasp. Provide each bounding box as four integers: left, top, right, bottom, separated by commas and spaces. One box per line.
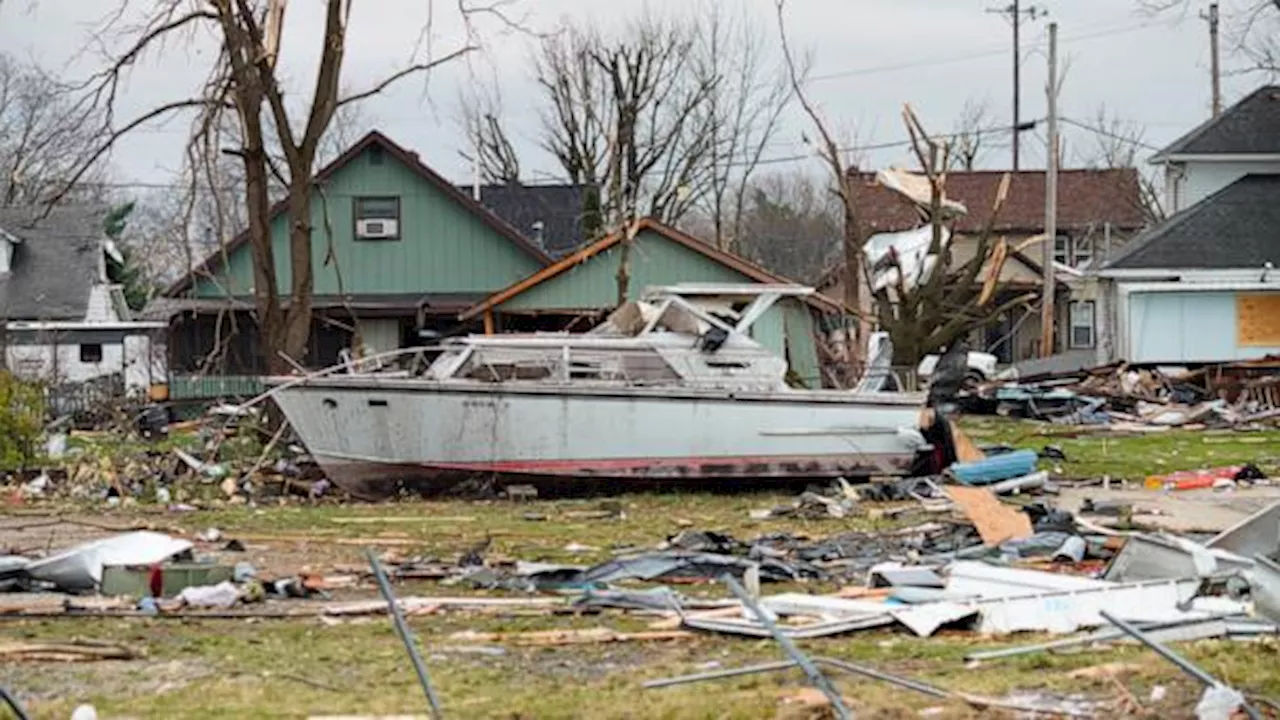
160, 131, 552, 375
460, 219, 844, 388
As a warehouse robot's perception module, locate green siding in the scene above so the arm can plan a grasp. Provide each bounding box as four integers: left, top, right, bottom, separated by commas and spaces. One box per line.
503, 229, 747, 310
193, 146, 543, 298
782, 299, 822, 388
498, 229, 823, 365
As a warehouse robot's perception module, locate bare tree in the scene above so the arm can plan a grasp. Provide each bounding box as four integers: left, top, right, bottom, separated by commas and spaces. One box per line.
734, 171, 841, 282
775, 0, 871, 368
1073, 106, 1165, 221
691, 3, 793, 252
459, 85, 522, 184
0, 54, 107, 207
949, 97, 998, 172
1144, 0, 1280, 75
874, 108, 1035, 365
57, 1, 502, 374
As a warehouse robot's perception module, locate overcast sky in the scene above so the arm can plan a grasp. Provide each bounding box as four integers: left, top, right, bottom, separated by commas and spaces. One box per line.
0, 0, 1265, 193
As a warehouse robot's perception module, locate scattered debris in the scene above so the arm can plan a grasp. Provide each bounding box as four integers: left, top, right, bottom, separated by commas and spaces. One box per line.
0, 639, 140, 662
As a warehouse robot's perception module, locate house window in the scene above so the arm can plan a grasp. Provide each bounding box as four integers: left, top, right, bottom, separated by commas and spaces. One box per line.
1053, 235, 1070, 266
1069, 301, 1095, 349
354, 196, 400, 240
1073, 237, 1093, 268
80, 343, 103, 363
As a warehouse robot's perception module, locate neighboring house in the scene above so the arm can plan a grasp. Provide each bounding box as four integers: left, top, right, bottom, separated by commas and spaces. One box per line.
459, 218, 847, 388
1158, 86, 1280, 214
0, 205, 166, 393
845, 168, 1147, 363
460, 183, 591, 258
1097, 87, 1280, 364
158, 131, 552, 378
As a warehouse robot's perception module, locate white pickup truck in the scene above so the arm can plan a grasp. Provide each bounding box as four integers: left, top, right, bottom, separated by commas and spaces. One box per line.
916, 351, 999, 385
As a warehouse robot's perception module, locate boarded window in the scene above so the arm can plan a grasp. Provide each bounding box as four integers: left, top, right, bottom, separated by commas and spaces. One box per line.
1237, 293, 1280, 346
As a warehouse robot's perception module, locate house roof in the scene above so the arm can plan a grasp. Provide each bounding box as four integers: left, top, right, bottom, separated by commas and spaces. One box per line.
0, 205, 107, 320
1153, 86, 1280, 160
166, 131, 552, 296
459, 218, 845, 320
459, 183, 590, 257
849, 168, 1147, 235
1103, 174, 1280, 270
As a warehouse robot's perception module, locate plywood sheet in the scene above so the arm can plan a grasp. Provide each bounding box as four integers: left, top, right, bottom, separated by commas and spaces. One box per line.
946, 486, 1033, 546
1236, 293, 1280, 347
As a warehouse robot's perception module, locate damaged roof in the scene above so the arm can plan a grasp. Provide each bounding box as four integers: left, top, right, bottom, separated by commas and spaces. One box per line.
848, 168, 1148, 236
1154, 86, 1280, 160
0, 205, 107, 320
459, 183, 591, 258
1103, 174, 1280, 270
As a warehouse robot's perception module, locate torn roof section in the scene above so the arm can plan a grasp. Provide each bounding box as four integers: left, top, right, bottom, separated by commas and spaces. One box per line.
849, 168, 1147, 236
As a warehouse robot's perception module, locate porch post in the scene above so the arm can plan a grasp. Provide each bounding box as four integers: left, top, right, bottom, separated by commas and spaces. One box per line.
483, 309, 495, 335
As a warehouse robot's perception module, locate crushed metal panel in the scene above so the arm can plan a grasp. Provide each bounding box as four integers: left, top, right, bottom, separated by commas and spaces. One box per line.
946, 560, 1112, 599
1104, 534, 1254, 582
971, 577, 1204, 634
1249, 555, 1280, 623
1207, 500, 1280, 559
682, 614, 894, 639
966, 617, 1232, 661
759, 592, 977, 638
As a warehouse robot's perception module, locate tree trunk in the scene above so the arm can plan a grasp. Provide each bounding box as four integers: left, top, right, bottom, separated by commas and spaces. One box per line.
280, 185, 314, 372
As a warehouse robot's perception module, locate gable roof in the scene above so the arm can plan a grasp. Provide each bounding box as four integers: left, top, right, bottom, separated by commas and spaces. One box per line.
849, 168, 1147, 235
459, 217, 845, 320
459, 183, 590, 258
1153, 86, 1280, 160
1103, 174, 1280, 270
166, 131, 552, 296
0, 205, 107, 320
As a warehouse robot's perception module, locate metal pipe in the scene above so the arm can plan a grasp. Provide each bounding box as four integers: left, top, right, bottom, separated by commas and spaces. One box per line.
367, 548, 444, 719
644, 656, 948, 699
0, 685, 30, 720
1100, 611, 1261, 720
721, 574, 853, 719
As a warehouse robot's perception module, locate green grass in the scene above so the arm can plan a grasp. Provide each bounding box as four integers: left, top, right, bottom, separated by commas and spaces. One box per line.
5, 419, 1280, 718
959, 416, 1280, 481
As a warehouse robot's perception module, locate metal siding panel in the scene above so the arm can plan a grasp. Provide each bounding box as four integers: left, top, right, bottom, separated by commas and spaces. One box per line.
1128, 291, 1280, 362
193, 146, 540, 299
750, 304, 787, 364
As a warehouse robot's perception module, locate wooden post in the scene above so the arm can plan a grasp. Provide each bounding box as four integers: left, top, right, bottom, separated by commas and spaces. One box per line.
482, 309, 495, 335
1040, 22, 1059, 358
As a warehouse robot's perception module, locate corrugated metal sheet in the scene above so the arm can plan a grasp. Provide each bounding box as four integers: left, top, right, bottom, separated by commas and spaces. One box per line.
1128, 290, 1280, 363
194, 146, 543, 299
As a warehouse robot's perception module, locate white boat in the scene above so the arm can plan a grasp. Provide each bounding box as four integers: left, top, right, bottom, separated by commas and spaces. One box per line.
268, 285, 936, 498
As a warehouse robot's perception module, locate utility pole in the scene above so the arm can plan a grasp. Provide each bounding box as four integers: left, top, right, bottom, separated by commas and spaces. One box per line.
988, 0, 1045, 170
1041, 22, 1059, 359
1202, 2, 1222, 117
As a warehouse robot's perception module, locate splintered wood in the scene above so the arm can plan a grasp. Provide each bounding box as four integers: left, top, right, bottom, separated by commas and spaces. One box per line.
448, 627, 693, 646
945, 486, 1033, 546
0, 640, 140, 662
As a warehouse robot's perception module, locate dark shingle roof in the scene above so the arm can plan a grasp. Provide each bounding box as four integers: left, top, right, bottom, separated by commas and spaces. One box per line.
848, 168, 1147, 235
460, 183, 590, 257
0, 205, 106, 320
1103, 174, 1280, 270
1155, 86, 1280, 159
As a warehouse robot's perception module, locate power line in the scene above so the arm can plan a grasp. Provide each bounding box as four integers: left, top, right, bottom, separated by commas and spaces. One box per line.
810, 18, 1171, 83
1058, 117, 1163, 151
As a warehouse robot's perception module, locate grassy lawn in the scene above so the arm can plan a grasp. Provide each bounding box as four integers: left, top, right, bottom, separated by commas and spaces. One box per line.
2, 419, 1279, 718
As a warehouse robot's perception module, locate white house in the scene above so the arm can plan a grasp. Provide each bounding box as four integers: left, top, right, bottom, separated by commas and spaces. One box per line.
1096, 86, 1280, 365
0, 205, 166, 393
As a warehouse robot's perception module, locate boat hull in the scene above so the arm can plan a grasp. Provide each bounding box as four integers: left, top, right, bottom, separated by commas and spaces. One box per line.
270, 378, 927, 499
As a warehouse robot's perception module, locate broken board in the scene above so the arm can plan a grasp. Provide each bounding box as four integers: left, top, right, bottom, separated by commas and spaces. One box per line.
945, 486, 1033, 546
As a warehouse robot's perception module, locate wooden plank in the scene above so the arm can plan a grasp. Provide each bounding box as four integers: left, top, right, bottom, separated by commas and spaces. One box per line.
949, 420, 986, 463
945, 486, 1033, 546
1237, 293, 1280, 346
